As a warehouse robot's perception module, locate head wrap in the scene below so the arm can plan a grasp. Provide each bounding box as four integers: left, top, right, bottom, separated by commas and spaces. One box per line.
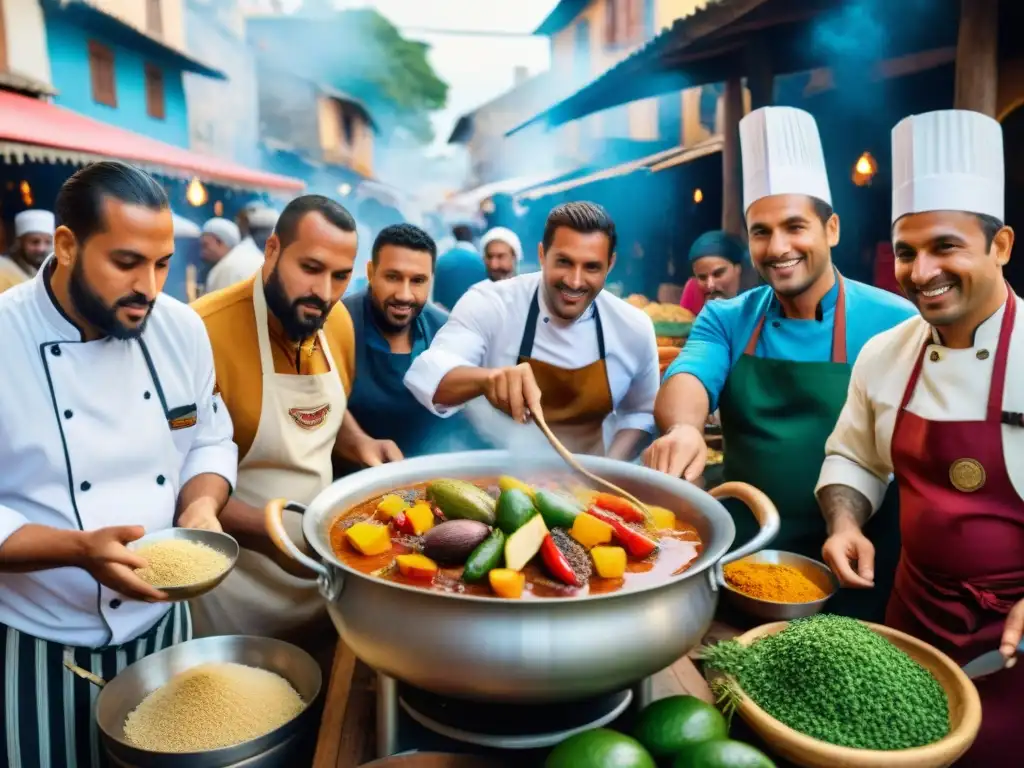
14, 210, 55, 238
479, 227, 523, 262
201, 217, 241, 248
688, 231, 746, 266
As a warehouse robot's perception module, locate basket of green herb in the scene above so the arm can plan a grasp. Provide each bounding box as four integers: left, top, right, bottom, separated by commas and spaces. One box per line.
700, 615, 981, 768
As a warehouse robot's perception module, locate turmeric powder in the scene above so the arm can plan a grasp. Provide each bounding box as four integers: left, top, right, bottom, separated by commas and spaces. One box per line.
723, 561, 828, 603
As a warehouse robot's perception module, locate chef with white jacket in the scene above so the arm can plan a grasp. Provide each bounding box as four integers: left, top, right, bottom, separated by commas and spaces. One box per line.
0, 161, 237, 768
816, 110, 1024, 766
203, 207, 277, 294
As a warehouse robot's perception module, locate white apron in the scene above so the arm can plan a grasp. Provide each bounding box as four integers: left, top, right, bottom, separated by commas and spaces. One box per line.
190, 277, 345, 638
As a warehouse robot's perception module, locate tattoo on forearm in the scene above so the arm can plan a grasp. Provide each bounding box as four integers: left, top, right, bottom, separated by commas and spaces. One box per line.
818, 484, 872, 531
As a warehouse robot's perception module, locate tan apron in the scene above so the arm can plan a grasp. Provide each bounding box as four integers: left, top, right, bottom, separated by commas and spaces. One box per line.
191, 276, 345, 639
517, 289, 614, 455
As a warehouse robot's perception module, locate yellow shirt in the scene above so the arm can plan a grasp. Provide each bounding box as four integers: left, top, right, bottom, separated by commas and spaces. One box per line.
0, 256, 31, 294
191, 277, 355, 461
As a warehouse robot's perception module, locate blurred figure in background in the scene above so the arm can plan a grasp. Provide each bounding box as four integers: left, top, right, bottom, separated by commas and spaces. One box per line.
199, 217, 241, 292
480, 226, 522, 281
450, 223, 476, 253
679, 230, 754, 315
433, 243, 488, 312
204, 207, 277, 295
0, 209, 54, 293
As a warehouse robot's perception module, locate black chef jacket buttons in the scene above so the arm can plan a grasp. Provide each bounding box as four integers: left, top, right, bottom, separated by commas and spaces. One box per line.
144, 391, 152, 400
51, 345, 61, 357
977, 349, 990, 360
80, 481, 91, 491
929, 350, 940, 362
110, 599, 122, 610
156, 475, 166, 485
63, 409, 73, 419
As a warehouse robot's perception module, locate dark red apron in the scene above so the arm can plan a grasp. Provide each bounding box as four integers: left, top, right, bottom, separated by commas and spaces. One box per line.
885, 288, 1024, 766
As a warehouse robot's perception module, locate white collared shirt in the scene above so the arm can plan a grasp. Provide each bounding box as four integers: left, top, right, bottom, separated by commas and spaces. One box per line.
404, 272, 660, 451
204, 237, 264, 295
0, 265, 238, 647
816, 294, 1024, 512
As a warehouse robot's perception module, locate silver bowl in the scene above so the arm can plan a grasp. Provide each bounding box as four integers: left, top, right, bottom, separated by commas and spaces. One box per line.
721, 549, 839, 621
96, 635, 322, 768
128, 528, 239, 601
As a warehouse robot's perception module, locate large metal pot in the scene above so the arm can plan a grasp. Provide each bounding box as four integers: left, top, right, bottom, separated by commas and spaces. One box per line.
96, 635, 322, 767
266, 451, 779, 703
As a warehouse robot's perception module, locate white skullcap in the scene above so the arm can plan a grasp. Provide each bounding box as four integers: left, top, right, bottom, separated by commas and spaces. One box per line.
248, 207, 280, 229
14, 210, 55, 238
479, 227, 523, 261
740, 106, 832, 212
172, 213, 201, 239
891, 109, 1004, 224
202, 217, 241, 248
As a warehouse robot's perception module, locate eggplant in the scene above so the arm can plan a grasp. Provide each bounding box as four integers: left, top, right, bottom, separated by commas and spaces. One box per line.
422, 520, 491, 565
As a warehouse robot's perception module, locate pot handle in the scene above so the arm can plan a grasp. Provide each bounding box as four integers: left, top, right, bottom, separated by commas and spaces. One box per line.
265, 498, 329, 578
710, 482, 780, 586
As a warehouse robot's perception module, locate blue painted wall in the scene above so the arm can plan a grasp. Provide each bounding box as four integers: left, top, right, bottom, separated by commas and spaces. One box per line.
45, 13, 190, 148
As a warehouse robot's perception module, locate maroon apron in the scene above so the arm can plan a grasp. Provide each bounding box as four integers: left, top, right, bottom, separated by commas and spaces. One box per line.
885, 288, 1024, 766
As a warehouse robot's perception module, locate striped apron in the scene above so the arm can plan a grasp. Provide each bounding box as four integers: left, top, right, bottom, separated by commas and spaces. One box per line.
0, 602, 190, 768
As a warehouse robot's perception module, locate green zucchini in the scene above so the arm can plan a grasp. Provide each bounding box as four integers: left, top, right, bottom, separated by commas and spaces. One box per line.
495, 489, 537, 534
534, 489, 584, 529
463, 529, 505, 583
426, 479, 496, 525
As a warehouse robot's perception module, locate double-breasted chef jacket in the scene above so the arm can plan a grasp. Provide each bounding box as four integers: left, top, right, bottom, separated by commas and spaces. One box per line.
403, 271, 661, 455
0, 261, 238, 648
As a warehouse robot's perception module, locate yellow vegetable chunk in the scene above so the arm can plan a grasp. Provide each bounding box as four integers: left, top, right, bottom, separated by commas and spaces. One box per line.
405, 503, 435, 536
504, 514, 548, 571
489, 568, 525, 598
569, 512, 614, 549
649, 506, 677, 531
396, 553, 438, 582
498, 476, 535, 498
591, 546, 627, 579
375, 494, 409, 519
346, 522, 392, 556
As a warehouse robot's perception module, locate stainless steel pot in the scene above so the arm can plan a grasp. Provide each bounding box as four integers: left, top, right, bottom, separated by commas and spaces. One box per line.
267, 451, 779, 703
96, 635, 322, 768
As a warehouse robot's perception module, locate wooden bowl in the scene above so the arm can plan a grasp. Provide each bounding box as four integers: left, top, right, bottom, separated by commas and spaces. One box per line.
729, 621, 982, 768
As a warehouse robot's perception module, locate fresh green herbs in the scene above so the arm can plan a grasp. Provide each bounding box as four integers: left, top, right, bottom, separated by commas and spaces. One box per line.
700, 615, 950, 750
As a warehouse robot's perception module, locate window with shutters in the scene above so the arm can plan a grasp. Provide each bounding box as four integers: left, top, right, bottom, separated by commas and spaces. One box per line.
605, 0, 643, 48
145, 64, 165, 120
146, 0, 164, 38
88, 41, 117, 107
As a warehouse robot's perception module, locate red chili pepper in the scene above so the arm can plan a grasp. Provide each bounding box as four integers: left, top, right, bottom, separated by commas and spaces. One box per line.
587, 508, 659, 559
592, 492, 645, 523
540, 534, 579, 587
392, 512, 415, 536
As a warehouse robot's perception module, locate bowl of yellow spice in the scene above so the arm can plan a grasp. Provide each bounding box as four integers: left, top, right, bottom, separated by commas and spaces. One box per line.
130, 528, 239, 601
721, 550, 838, 621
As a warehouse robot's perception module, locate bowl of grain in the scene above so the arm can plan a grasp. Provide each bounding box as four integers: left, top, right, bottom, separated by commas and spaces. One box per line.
129, 528, 239, 601
96, 634, 322, 767
720, 549, 838, 621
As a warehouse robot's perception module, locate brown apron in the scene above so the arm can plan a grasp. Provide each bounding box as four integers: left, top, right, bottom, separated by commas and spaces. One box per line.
517, 289, 614, 455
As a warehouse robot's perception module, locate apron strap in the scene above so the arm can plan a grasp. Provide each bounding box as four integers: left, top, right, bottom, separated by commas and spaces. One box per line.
518, 288, 606, 360
252, 275, 334, 375
742, 273, 847, 363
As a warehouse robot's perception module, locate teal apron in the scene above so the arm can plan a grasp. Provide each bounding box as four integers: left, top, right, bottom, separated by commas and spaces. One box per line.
717, 275, 900, 622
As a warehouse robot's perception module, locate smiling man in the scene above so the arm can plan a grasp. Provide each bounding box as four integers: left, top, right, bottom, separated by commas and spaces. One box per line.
190, 195, 400, 654
0, 209, 54, 294
405, 201, 660, 459
818, 110, 1023, 764
645, 107, 914, 620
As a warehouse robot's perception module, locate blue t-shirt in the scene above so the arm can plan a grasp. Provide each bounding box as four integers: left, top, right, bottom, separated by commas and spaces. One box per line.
664, 277, 916, 412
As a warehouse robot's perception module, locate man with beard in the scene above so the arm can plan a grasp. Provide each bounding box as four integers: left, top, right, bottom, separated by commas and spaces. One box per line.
0, 161, 236, 766
480, 226, 522, 281
340, 224, 482, 466
190, 194, 400, 655
818, 110, 1024, 764
203, 207, 275, 294
645, 107, 915, 621
679, 230, 756, 315
405, 201, 660, 459
0, 209, 55, 293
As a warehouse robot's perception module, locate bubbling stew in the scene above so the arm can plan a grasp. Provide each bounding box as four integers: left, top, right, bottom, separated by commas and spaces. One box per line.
328, 475, 703, 600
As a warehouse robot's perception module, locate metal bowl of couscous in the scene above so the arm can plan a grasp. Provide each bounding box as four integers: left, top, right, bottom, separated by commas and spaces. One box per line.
721, 550, 838, 621
128, 528, 240, 601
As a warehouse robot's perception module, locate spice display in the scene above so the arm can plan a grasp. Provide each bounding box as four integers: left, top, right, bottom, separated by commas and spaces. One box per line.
702, 615, 950, 750
723, 561, 828, 603
123, 662, 304, 752
133, 540, 231, 588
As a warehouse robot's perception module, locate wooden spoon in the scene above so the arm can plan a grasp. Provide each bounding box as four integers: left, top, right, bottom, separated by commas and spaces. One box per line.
531, 407, 657, 530
63, 651, 106, 688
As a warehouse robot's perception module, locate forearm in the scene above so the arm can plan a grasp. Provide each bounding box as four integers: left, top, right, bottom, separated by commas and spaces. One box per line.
0, 525, 88, 573
817, 484, 873, 535
334, 410, 371, 463
607, 428, 648, 462
176, 472, 231, 522
433, 366, 489, 408
654, 374, 710, 434
218, 496, 267, 539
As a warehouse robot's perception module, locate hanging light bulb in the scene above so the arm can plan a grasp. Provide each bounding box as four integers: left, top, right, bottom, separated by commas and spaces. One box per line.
337, 183, 352, 197
20, 181, 34, 207
186, 177, 208, 207
852, 152, 878, 187
693, 188, 704, 204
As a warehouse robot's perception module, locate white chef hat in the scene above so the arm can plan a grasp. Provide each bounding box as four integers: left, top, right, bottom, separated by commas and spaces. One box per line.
891, 109, 1004, 224
740, 106, 832, 213
14, 209, 55, 238
479, 227, 523, 261
248, 207, 280, 229
202, 217, 241, 248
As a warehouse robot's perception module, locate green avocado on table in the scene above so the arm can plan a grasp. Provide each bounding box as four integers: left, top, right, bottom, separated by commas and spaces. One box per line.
545, 728, 656, 768
672, 739, 776, 768
533, 489, 584, 529
495, 488, 537, 534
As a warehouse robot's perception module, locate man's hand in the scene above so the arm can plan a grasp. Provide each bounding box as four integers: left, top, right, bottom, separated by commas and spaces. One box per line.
177, 497, 224, 532
482, 363, 543, 423
642, 424, 707, 482
77, 526, 168, 602
821, 527, 875, 588
353, 436, 403, 467
1000, 599, 1024, 660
